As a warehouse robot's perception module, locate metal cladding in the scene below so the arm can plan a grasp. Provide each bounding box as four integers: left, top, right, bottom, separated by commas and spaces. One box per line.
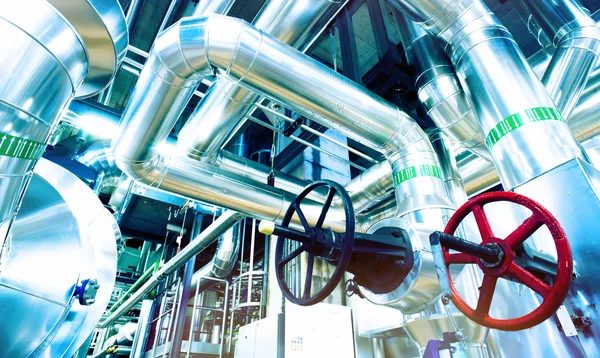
0, 0, 88, 250
0, 0, 126, 356
523, 0, 600, 118
394, 11, 491, 162
386, 0, 587, 190
47, 0, 129, 98
178, 0, 346, 162
113, 14, 450, 232
0, 159, 119, 357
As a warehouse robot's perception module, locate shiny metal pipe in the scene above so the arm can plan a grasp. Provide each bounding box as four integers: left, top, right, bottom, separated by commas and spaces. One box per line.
178, 0, 346, 162
193, 0, 236, 17
190, 225, 240, 293
75, 143, 122, 194
98, 210, 243, 328
386, 0, 587, 190
0, 0, 88, 248
460, 68, 600, 194
343, 161, 394, 212
113, 14, 449, 225
522, 0, 600, 118
393, 11, 491, 161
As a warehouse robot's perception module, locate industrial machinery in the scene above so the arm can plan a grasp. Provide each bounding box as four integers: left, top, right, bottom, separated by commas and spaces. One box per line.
259, 181, 571, 332
4, 0, 600, 357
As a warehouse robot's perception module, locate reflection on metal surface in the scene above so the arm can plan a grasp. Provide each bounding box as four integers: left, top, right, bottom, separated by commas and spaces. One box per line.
47, 0, 129, 98
0, 159, 118, 357
0, 0, 88, 252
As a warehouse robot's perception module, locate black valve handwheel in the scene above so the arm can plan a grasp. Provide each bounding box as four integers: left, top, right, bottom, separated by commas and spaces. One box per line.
275, 180, 355, 306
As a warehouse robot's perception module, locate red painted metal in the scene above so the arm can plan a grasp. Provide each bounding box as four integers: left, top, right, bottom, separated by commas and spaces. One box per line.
443, 191, 573, 331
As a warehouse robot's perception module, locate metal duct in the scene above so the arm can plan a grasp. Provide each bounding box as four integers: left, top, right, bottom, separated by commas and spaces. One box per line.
192, 0, 236, 17
75, 143, 122, 194
460, 68, 600, 194
0, 0, 88, 249
98, 210, 243, 328
522, 0, 600, 118
190, 225, 241, 294
112, 14, 451, 230
386, 0, 587, 191
393, 11, 491, 162
0, 159, 119, 357
178, 0, 346, 162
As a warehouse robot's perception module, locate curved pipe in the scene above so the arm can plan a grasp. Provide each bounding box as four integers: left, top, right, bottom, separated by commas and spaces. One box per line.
190, 225, 240, 294
178, 0, 346, 162
386, 0, 586, 190
75, 143, 122, 194
394, 11, 491, 161
112, 14, 451, 227
522, 0, 600, 118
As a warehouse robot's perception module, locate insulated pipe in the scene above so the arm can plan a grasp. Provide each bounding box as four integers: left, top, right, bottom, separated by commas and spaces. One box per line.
75, 143, 122, 194
112, 15, 451, 226
0, 0, 88, 247
98, 210, 243, 328
386, 0, 587, 190
460, 68, 600, 194
393, 11, 491, 161
192, 0, 235, 17
178, 0, 346, 162
189, 225, 241, 294
522, 0, 600, 118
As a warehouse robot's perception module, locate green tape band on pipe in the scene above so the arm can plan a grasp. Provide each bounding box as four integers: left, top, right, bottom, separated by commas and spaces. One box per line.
393, 164, 442, 186
485, 107, 566, 149
0, 132, 46, 160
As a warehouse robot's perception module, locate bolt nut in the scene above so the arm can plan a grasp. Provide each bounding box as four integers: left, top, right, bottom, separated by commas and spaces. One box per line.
442, 295, 451, 305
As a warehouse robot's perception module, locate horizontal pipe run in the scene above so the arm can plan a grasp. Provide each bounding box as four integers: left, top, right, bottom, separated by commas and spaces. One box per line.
97, 210, 243, 328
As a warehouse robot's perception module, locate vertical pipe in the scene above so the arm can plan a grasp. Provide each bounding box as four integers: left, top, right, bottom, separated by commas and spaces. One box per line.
386, 0, 587, 190
130, 300, 154, 358
168, 259, 194, 356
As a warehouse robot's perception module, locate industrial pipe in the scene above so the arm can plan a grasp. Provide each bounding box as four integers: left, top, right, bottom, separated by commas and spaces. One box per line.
522, 0, 600, 118
112, 14, 452, 230
0, 0, 89, 248
97, 210, 243, 328
393, 11, 491, 161
190, 225, 241, 294
386, 0, 587, 190
178, 0, 346, 162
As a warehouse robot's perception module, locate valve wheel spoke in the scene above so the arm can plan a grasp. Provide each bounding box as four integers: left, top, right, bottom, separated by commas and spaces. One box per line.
303, 253, 315, 298
507, 262, 551, 297
505, 214, 544, 249
316, 187, 336, 229
292, 203, 312, 232
279, 244, 307, 267
475, 274, 498, 317
445, 252, 477, 265
441, 191, 572, 331
472, 204, 494, 241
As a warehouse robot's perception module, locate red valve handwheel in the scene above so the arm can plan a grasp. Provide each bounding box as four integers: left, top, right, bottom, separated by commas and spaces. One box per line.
443, 191, 572, 331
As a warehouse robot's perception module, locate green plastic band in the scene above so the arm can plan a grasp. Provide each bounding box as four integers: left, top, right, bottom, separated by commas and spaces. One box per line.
485, 107, 566, 149
0, 132, 45, 160
393, 164, 442, 186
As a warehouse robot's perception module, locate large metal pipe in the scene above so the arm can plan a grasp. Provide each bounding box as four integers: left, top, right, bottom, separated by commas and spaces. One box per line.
178, 0, 347, 162
460, 68, 600, 194
522, 0, 600, 118
98, 210, 243, 328
190, 225, 241, 294
192, 0, 235, 17
394, 11, 491, 162
0, 0, 89, 247
112, 14, 452, 229
386, 0, 587, 191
